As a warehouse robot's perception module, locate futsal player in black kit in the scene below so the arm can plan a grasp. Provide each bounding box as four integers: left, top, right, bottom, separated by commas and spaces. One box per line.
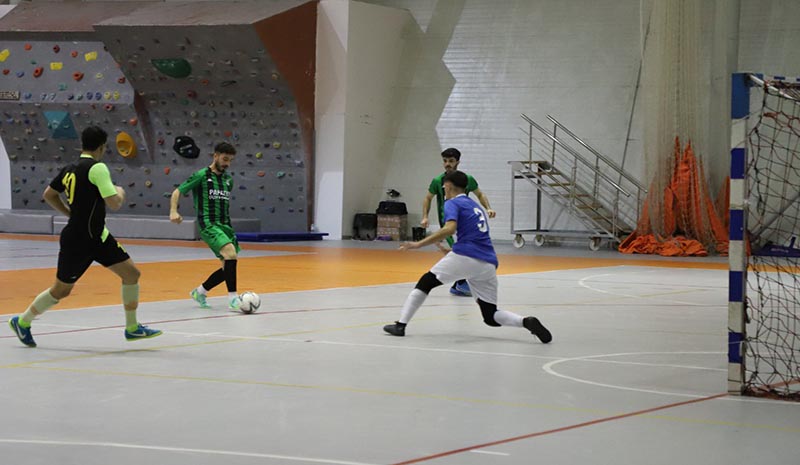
8, 126, 162, 347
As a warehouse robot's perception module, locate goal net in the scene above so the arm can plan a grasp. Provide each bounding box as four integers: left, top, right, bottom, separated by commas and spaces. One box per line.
729, 73, 800, 400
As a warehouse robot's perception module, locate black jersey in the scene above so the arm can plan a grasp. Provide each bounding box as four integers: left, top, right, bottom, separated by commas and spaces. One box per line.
49, 155, 116, 242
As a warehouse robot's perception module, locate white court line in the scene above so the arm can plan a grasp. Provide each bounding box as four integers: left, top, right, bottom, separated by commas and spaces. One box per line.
577, 273, 718, 306
0, 439, 376, 465
543, 351, 800, 405
470, 449, 510, 456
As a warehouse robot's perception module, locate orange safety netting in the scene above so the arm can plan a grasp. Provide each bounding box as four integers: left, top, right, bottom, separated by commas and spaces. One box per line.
619, 138, 729, 256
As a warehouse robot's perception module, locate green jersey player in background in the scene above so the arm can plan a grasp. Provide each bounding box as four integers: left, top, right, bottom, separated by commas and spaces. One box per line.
170, 142, 242, 310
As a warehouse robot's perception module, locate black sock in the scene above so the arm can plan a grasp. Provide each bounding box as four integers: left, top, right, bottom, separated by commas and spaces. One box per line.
223, 259, 237, 293
202, 268, 226, 291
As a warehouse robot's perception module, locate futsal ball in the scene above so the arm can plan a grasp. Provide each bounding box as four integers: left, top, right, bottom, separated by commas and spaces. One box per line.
238, 291, 261, 314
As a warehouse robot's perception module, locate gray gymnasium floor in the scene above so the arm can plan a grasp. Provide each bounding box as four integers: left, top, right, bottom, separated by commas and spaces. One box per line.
0, 238, 798, 465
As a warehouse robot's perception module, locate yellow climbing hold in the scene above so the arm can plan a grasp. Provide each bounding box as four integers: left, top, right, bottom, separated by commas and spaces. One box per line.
0, 49, 10, 62
50, 62, 63, 71
84, 51, 97, 61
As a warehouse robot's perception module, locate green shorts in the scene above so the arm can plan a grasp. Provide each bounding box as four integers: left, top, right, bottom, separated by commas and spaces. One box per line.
200, 224, 241, 259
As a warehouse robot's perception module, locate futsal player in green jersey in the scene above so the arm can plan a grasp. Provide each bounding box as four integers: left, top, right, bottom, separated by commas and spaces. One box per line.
421, 148, 496, 297
170, 142, 241, 310
8, 126, 162, 347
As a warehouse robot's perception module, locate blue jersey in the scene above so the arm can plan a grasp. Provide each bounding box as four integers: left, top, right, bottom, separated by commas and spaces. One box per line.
443, 194, 498, 267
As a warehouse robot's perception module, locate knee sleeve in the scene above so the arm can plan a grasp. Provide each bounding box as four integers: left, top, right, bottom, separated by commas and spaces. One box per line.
477, 299, 501, 327
414, 272, 443, 294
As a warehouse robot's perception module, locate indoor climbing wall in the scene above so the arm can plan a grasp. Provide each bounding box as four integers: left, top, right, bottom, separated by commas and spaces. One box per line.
0, 0, 317, 233
0, 40, 140, 208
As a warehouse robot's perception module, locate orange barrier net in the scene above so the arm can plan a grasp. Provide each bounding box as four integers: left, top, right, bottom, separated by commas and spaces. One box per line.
619, 138, 729, 256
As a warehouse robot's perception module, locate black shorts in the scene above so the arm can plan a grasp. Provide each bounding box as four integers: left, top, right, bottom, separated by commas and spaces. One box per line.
57, 232, 131, 284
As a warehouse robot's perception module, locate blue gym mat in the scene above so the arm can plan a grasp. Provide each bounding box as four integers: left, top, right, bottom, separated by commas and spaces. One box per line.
235, 232, 329, 242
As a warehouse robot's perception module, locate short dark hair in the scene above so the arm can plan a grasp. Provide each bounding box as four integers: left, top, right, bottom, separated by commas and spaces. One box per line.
441, 147, 461, 161
214, 142, 236, 155
443, 170, 468, 190
81, 126, 108, 151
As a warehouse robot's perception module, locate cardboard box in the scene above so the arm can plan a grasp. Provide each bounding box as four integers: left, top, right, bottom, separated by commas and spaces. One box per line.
377, 214, 408, 240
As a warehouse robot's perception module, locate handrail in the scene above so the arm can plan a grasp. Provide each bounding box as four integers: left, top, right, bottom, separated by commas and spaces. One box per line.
521, 114, 632, 197
546, 115, 647, 193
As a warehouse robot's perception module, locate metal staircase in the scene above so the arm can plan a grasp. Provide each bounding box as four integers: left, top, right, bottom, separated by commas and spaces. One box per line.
509, 114, 646, 250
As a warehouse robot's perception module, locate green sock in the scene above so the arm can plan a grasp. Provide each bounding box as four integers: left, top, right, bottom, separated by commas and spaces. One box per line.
122, 284, 140, 331
20, 289, 60, 327
125, 311, 138, 332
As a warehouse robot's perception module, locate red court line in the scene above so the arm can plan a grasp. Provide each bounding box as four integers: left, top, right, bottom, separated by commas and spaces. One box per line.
390, 392, 729, 465
0, 305, 395, 339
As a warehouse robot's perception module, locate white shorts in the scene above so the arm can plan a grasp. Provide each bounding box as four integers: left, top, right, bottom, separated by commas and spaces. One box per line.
430, 252, 498, 304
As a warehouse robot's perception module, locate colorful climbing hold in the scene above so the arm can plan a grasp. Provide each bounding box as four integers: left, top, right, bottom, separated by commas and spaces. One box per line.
257, 171, 265, 177
163, 167, 170, 175
150, 58, 191, 78
72, 72, 83, 81
33, 67, 44, 78
52, 45, 60, 53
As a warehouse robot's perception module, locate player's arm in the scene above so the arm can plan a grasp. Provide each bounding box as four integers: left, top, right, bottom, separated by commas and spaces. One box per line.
421, 192, 435, 228
400, 220, 456, 251
473, 188, 496, 218
42, 186, 71, 217
88, 163, 125, 211
169, 188, 183, 224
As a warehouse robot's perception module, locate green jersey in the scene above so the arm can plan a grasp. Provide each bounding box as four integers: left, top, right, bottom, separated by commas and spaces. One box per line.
177, 167, 234, 230
428, 172, 479, 227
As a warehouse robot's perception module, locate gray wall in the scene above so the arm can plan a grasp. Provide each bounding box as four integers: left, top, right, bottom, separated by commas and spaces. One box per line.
351, 0, 800, 240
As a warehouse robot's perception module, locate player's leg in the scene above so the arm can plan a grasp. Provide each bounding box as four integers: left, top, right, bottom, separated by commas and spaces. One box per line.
101, 236, 161, 341
383, 271, 443, 336
469, 267, 552, 343
384, 252, 464, 336
443, 236, 472, 297
8, 241, 88, 347
9, 279, 73, 348
198, 225, 241, 309
218, 239, 240, 309
191, 265, 224, 308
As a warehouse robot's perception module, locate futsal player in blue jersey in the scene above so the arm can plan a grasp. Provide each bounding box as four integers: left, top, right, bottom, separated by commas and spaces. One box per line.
384, 170, 552, 342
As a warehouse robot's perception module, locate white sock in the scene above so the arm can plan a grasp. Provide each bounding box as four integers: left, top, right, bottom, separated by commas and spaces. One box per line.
196, 285, 208, 295
494, 309, 524, 327
399, 289, 427, 324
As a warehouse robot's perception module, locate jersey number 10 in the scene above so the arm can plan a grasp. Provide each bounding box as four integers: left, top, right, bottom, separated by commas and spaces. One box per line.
61, 172, 77, 205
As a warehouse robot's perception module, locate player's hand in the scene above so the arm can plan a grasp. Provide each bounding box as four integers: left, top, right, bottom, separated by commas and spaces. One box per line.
486, 209, 496, 218
170, 211, 183, 224
399, 241, 421, 251
420, 217, 429, 228
115, 186, 126, 203
435, 242, 450, 254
